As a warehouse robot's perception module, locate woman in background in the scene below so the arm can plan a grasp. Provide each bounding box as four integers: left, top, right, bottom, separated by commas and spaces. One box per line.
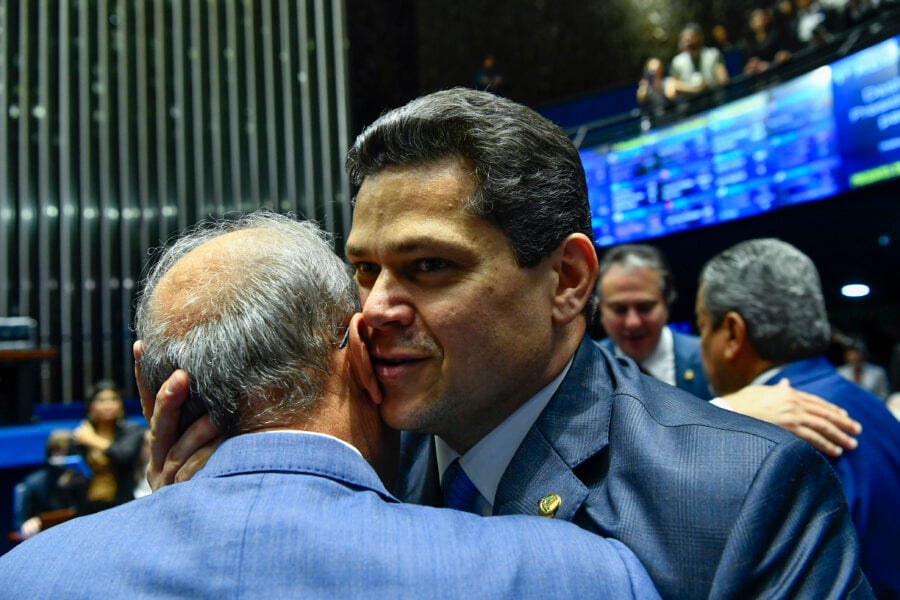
73, 380, 146, 512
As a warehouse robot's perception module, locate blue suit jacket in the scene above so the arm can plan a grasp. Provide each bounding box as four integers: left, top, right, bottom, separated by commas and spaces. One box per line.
766, 357, 900, 599
0, 432, 660, 599
398, 338, 872, 599
600, 326, 711, 399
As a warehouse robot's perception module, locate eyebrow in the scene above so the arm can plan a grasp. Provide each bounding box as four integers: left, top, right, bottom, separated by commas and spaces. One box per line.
345, 237, 469, 260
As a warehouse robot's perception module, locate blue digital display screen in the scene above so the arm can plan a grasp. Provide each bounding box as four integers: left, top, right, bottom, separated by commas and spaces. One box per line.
583, 34, 900, 247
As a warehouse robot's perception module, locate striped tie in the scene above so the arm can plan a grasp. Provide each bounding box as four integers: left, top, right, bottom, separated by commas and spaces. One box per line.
441, 458, 479, 513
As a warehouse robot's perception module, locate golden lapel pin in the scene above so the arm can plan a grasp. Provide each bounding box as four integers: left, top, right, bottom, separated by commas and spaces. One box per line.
538, 493, 561, 517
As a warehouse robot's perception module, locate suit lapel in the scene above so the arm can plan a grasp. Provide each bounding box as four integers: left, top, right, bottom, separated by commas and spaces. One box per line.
495, 338, 617, 519
396, 431, 443, 507
671, 329, 708, 399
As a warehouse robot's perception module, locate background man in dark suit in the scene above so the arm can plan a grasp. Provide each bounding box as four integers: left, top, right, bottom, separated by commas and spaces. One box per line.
146, 89, 872, 598
695, 238, 900, 598
596, 243, 711, 398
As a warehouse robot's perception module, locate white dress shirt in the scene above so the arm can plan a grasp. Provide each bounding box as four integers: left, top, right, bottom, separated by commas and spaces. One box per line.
435, 358, 573, 516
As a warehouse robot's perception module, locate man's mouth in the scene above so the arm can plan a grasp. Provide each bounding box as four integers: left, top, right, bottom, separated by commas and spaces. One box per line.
372, 353, 429, 378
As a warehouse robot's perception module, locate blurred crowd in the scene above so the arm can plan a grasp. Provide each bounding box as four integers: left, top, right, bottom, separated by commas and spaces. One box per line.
11, 381, 148, 540
637, 0, 885, 113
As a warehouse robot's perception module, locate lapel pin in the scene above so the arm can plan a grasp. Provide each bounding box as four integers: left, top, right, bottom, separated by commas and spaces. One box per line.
538, 493, 561, 517
684, 369, 695, 381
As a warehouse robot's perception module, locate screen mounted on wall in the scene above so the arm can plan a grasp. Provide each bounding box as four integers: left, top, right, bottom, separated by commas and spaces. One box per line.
582, 33, 900, 247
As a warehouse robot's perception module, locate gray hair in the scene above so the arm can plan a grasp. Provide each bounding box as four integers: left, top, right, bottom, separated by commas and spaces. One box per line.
698, 238, 830, 363
596, 244, 676, 304
345, 87, 593, 269
134, 211, 359, 436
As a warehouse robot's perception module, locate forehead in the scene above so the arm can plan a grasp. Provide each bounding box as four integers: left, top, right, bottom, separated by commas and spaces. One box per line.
155, 229, 267, 335
346, 158, 508, 255
92, 390, 121, 403
600, 265, 664, 299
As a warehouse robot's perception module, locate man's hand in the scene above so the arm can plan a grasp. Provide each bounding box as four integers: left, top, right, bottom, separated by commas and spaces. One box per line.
133, 341, 222, 490
722, 378, 861, 457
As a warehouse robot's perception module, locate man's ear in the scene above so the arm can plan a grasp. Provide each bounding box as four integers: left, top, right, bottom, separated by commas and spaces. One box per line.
722, 311, 748, 360
550, 233, 598, 324
346, 313, 383, 406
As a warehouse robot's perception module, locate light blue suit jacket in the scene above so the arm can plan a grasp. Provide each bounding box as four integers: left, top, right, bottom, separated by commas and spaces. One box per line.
599, 326, 711, 399
398, 338, 873, 599
0, 431, 660, 599
766, 357, 900, 599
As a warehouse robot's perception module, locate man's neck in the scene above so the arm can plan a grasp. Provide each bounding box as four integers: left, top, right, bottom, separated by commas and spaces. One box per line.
440, 323, 585, 454
737, 357, 783, 391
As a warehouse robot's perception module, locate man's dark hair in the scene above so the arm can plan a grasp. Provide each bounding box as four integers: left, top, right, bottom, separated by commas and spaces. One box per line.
346, 88, 593, 268
597, 244, 677, 305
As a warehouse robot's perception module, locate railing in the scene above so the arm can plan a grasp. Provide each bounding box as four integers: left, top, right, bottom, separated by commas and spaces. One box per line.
563, 7, 900, 150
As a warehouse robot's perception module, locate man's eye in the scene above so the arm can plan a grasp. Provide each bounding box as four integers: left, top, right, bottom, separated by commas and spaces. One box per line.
413, 258, 450, 273
353, 262, 379, 276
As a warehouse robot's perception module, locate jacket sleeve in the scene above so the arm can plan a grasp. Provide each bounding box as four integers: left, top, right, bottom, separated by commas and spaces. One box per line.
709, 437, 873, 599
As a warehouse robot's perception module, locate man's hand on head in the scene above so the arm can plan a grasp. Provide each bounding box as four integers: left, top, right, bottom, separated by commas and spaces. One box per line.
722, 378, 861, 458
133, 341, 223, 490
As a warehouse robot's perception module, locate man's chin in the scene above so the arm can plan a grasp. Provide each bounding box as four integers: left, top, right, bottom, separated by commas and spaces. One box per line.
622, 342, 651, 363
378, 394, 431, 433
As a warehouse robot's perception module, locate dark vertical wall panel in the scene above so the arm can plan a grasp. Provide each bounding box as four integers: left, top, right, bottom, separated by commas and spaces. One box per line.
58, 0, 75, 403
0, 0, 351, 404
0, 1, 10, 317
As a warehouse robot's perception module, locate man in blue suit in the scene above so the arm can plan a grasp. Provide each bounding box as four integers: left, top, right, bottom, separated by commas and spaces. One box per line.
595, 242, 861, 457
0, 213, 659, 598
595, 243, 711, 399
146, 89, 871, 598
695, 238, 900, 599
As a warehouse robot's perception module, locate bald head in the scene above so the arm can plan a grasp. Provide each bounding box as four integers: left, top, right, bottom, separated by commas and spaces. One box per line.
153, 229, 279, 338
135, 213, 359, 436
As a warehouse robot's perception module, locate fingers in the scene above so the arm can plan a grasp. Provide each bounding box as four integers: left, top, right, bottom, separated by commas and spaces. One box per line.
792, 426, 843, 458
791, 419, 858, 457
133, 340, 154, 425
146, 370, 191, 491
174, 433, 224, 484
150, 413, 221, 490
804, 417, 857, 454
771, 400, 859, 457
775, 380, 863, 437
798, 401, 861, 436
729, 379, 861, 456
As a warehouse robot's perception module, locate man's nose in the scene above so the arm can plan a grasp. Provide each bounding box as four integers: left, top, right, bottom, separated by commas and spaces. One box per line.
623, 308, 643, 329
361, 271, 415, 329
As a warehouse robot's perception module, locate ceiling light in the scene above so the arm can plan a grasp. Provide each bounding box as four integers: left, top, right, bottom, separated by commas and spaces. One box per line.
841, 284, 870, 298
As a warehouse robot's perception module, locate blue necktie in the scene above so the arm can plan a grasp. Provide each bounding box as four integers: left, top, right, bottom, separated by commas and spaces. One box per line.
441, 458, 479, 513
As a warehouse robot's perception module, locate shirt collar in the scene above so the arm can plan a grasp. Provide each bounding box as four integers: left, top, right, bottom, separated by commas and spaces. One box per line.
434, 356, 574, 512
641, 325, 675, 385
612, 325, 675, 385
255, 429, 363, 456
749, 365, 785, 386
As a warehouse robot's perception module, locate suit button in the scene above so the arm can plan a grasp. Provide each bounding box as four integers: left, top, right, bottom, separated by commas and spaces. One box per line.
538, 493, 561, 517
684, 369, 695, 381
